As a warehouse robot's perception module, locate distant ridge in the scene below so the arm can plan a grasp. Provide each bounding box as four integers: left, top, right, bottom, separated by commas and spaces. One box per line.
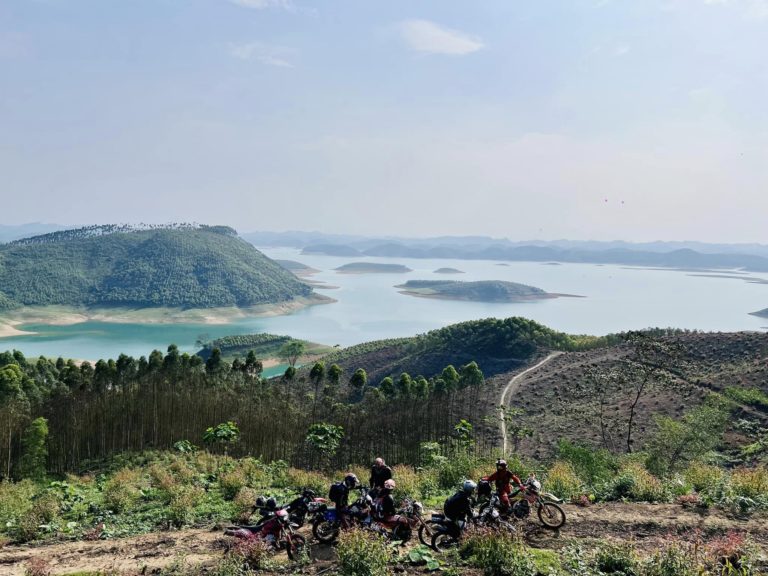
0, 224, 312, 310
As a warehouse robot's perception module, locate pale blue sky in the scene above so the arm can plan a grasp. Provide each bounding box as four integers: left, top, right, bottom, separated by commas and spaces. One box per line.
1, 0, 766, 242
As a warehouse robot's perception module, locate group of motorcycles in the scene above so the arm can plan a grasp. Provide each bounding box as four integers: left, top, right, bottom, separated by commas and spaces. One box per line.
224, 476, 566, 557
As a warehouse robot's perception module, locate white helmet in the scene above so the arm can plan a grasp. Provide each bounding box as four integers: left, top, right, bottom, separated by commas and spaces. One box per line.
384, 479, 396, 490
462, 480, 477, 494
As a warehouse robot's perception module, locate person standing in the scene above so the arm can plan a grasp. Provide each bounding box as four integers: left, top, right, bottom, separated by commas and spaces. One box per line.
369, 457, 393, 496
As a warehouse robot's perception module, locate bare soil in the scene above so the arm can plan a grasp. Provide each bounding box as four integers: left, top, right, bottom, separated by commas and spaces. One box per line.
1, 504, 766, 575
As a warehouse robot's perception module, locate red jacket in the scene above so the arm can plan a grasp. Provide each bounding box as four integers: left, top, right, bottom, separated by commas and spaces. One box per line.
484, 470, 521, 494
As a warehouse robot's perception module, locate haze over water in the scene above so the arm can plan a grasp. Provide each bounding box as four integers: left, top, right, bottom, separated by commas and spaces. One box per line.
1, 247, 767, 363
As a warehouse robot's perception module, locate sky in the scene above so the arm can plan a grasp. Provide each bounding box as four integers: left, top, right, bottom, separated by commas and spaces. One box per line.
1, 0, 767, 243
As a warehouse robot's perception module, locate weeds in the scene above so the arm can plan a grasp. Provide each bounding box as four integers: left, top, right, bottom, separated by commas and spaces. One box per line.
337, 529, 391, 576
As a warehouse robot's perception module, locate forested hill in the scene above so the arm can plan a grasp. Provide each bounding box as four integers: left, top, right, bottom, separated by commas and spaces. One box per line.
0, 225, 313, 310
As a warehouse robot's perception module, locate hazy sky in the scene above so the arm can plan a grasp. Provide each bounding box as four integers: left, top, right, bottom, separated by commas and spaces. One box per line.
1, 0, 767, 242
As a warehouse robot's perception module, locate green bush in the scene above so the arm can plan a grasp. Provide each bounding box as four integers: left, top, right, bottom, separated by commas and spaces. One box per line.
600, 463, 665, 503
102, 468, 143, 512
219, 468, 248, 500
337, 529, 390, 576
557, 440, 617, 485
166, 485, 205, 527
544, 461, 583, 501
683, 461, 725, 494
593, 542, 640, 576
644, 544, 698, 576
233, 487, 258, 522
461, 530, 536, 576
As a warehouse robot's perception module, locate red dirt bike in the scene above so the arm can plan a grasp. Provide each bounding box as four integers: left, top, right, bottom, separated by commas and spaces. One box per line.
478, 476, 566, 530
224, 508, 307, 560
365, 497, 427, 544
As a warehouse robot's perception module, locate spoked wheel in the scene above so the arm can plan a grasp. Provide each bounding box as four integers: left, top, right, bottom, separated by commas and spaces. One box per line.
431, 532, 459, 553
312, 519, 340, 543
285, 533, 307, 560
418, 521, 438, 547
537, 502, 566, 529
391, 524, 412, 544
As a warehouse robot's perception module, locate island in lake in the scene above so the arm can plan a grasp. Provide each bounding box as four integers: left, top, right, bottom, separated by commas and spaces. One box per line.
335, 263, 413, 274
749, 308, 768, 319
434, 267, 464, 274
395, 279, 580, 302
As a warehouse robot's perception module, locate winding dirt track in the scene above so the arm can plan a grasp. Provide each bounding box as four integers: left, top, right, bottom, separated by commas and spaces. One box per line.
499, 352, 564, 453
2, 504, 765, 575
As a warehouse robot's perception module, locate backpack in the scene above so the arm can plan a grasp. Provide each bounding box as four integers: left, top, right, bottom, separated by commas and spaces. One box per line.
328, 482, 346, 503
477, 479, 491, 497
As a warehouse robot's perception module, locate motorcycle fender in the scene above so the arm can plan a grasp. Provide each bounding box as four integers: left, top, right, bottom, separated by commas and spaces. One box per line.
541, 492, 564, 503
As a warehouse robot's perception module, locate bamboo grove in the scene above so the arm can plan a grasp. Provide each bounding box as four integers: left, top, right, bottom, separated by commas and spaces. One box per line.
0, 345, 497, 477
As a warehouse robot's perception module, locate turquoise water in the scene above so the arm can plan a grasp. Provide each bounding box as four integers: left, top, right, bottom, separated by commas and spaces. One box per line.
2, 246, 767, 362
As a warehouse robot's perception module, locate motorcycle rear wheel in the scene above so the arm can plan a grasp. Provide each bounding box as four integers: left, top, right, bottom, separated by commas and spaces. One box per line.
391, 524, 411, 544
537, 502, 566, 529
431, 531, 459, 552
312, 519, 340, 543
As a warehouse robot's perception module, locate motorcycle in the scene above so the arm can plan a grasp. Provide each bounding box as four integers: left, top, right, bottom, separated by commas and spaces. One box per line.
478, 477, 566, 530
312, 486, 372, 543
224, 508, 307, 560
365, 497, 425, 544
284, 488, 327, 528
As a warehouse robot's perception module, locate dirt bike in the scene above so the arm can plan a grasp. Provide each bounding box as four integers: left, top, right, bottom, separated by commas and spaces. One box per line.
365, 497, 425, 544
312, 486, 372, 543
429, 502, 516, 552
478, 480, 566, 529
224, 508, 307, 560
284, 488, 327, 528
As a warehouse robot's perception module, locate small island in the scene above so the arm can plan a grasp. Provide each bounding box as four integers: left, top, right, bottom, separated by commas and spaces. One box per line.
434, 267, 465, 274
749, 308, 768, 319
395, 279, 576, 302
275, 259, 320, 277
335, 263, 413, 274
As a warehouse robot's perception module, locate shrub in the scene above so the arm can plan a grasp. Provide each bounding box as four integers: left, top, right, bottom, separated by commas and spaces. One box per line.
644, 543, 699, 576
219, 468, 247, 500
166, 485, 205, 527
337, 529, 390, 576
11, 492, 61, 543
391, 465, 420, 500
461, 530, 536, 576
228, 537, 272, 570
0, 480, 36, 532
729, 466, 768, 500
103, 467, 143, 512
683, 461, 724, 494
544, 461, 583, 501
233, 487, 258, 522
602, 463, 665, 502
593, 542, 640, 576
706, 531, 755, 573
284, 468, 329, 494
557, 440, 617, 485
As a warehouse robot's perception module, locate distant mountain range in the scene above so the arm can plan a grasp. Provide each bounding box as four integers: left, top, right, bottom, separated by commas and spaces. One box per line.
242, 231, 768, 272
0, 224, 312, 310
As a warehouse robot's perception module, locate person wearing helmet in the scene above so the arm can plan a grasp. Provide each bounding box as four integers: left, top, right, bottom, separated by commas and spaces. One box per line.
481, 459, 522, 513
329, 473, 359, 510
373, 478, 398, 522
369, 457, 393, 496
441, 480, 477, 537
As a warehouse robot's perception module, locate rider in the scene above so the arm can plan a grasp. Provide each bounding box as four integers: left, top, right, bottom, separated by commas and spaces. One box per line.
481, 459, 522, 513
442, 480, 477, 537
369, 457, 393, 497
329, 473, 359, 509
373, 478, 403, 526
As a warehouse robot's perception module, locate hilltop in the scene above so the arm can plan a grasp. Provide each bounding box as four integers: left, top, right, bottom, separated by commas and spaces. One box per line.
0, 224, 314, 311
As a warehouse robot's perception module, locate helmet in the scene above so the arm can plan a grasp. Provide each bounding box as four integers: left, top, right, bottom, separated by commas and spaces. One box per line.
344, 473, 359, 488
265, 497, 277, 509
255, 496, 266, 508
462, 480, 477, 494
496, 459, 507, 469
383, 479, 396, 490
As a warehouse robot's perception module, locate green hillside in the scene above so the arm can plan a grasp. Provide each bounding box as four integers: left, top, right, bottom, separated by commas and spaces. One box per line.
0, 225, 312, 310
396, 279, 551, 302
197, 333, 334, 361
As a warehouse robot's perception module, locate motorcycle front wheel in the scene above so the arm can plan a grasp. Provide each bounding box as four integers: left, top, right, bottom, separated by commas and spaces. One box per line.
431, 531, 459, 552
285, 533, 307, 560
417, 521, 437, 547
312, 519, 340, 543
537, 502, 566, 529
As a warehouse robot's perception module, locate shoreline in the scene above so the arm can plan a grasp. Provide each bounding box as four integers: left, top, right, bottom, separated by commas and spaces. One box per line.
396, 290, 584, 303
0, 294, 336, 336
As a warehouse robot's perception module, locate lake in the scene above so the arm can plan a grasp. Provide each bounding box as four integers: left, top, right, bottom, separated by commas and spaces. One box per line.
1, 246, 767, 364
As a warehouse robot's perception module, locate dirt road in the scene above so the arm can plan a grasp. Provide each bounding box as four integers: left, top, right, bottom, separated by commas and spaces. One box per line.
2, 503, 765, 575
